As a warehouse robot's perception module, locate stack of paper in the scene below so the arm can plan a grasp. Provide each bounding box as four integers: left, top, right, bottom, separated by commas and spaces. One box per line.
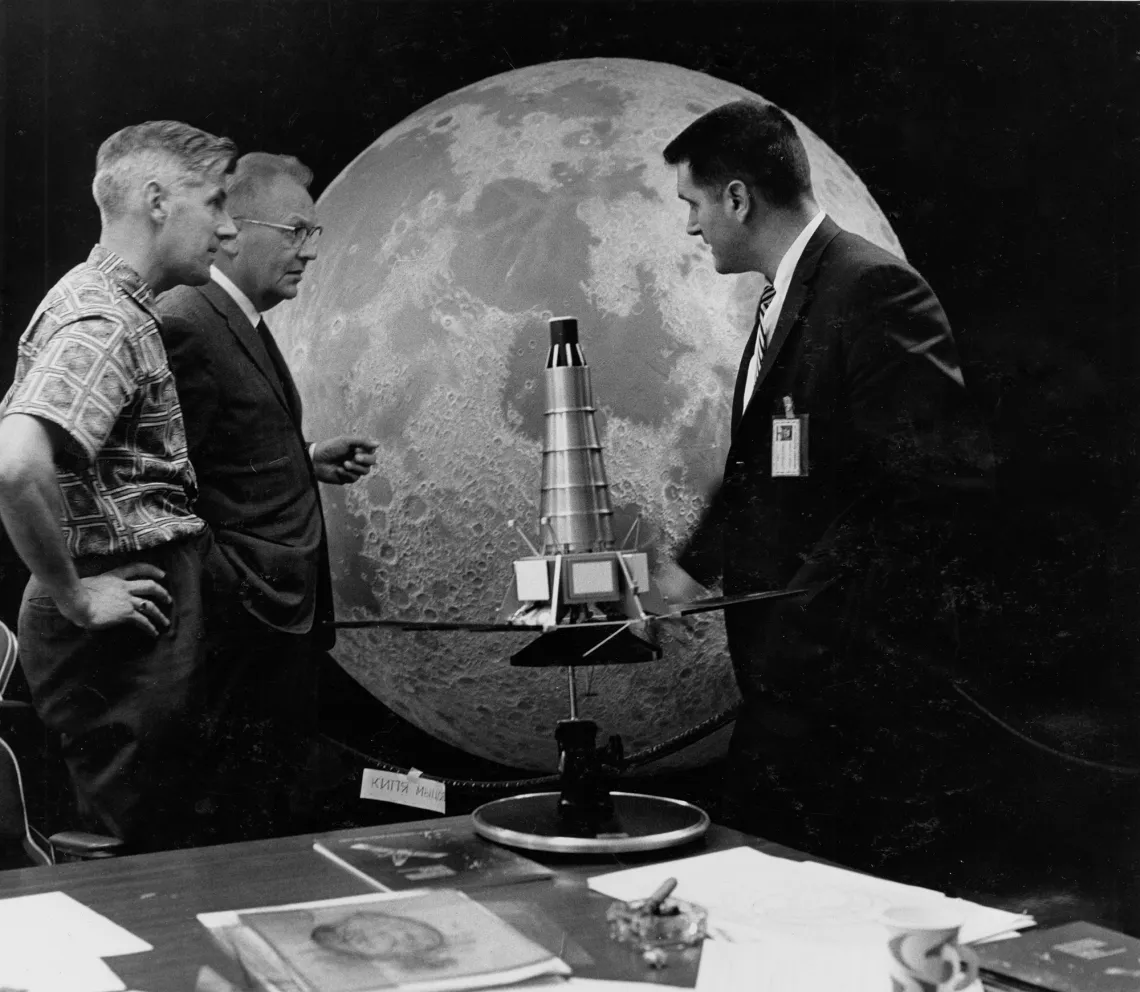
0, 891, 152, 992
199, 889, 571, 992
588, 847, 1035, 992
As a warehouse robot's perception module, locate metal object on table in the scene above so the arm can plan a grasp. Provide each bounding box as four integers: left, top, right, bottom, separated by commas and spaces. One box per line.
471, 791, 710, 854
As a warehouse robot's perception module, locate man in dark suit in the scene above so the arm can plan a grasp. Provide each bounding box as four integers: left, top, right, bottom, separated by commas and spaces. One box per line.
157, 153, 377, 842
661, 101, 993, 879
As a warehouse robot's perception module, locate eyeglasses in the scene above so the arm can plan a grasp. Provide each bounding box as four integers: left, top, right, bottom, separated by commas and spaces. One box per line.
234, 218, 323, 248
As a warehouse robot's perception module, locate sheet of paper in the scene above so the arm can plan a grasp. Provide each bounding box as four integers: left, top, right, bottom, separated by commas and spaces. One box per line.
587, 846, 1033, 947
0, 891, 152, 957
0, 946, 126, 992
971, 929, 1023, 944
588, 846, 821, 902
792, 859, 1034, 944
697, 936, 888, 992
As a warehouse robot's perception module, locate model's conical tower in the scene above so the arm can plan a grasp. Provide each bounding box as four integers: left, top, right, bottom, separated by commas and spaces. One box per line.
539, 317, 615, 555
499, 313, 663, 639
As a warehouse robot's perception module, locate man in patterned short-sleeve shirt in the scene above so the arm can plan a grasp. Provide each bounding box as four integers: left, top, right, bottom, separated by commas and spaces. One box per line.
8, 245, 205, 557
0, 121, 236, 851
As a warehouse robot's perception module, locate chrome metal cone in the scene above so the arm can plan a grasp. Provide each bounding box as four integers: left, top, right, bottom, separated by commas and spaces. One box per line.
540, 317, 615, 554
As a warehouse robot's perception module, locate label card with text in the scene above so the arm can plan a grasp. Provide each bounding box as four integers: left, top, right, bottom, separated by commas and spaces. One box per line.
360, 768, 446, 813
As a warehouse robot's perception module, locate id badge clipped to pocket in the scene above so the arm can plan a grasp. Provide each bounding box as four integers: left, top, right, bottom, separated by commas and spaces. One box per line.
771, 395, 808, 477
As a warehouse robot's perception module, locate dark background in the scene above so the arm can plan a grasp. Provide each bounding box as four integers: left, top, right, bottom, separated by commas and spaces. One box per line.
3, 0, 1137, 641
1, 0, 1139, 918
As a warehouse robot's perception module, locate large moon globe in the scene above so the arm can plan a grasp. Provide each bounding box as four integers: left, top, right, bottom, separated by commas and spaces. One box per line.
275, 59, 903, 771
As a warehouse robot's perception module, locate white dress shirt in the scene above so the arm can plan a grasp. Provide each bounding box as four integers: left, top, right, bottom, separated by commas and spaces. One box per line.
741, 209, 827, 411
209, 264, 260, 328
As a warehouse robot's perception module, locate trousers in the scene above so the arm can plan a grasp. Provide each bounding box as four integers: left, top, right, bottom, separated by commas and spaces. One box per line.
193, 555, 318, 844
18, 531, 209, 852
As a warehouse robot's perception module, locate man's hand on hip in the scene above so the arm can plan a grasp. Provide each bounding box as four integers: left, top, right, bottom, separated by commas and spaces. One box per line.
60, 563, 172, 636
312, 435, 379, 485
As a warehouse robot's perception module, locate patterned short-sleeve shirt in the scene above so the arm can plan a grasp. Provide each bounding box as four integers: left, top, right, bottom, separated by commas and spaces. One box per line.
0, 245, 206, 556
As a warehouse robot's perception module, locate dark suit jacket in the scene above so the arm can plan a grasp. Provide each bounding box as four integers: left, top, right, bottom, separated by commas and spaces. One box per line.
157, 281, 334, 649
681, 216, 993, 704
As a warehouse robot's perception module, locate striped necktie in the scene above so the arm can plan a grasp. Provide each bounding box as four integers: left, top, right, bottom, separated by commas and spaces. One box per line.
742, 282, 777, 410
753, 281, 777, 364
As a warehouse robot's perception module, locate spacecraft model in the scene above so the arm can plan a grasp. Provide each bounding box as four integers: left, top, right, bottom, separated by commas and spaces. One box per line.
333, 317, 800, 660
331, 316, 807, 852
495, 314, 669, 668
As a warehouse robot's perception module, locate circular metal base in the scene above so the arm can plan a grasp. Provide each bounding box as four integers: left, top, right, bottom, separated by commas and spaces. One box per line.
471, 791, 710, 854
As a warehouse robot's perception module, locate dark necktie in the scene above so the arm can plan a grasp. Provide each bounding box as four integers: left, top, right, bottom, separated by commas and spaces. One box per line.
256, 317, 301, 424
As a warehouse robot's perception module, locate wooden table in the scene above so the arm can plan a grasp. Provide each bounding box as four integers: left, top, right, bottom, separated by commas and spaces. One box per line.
0, 815, 797, 990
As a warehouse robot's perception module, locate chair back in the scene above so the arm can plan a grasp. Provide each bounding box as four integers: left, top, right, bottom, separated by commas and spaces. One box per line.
0, 621, 17, 702
0, 735, 51, 866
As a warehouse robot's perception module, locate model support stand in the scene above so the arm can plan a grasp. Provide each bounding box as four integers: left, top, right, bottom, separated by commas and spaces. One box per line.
471, 651, 709, 855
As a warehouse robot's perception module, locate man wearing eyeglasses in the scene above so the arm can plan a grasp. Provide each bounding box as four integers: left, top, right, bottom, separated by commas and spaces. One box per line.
157, 152, 377, 842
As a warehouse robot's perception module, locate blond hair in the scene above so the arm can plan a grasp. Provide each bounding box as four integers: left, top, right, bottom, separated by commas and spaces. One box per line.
92, 120, 237, 223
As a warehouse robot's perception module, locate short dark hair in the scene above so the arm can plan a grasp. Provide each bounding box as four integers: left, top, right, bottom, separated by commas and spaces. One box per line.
663, 100, 813, 208
226, 152, 313, 216
93, 120, 237, 222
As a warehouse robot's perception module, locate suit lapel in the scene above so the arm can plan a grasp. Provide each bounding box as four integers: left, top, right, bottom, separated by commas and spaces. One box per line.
743, 216, 841, 419
200, 281, 298, 424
